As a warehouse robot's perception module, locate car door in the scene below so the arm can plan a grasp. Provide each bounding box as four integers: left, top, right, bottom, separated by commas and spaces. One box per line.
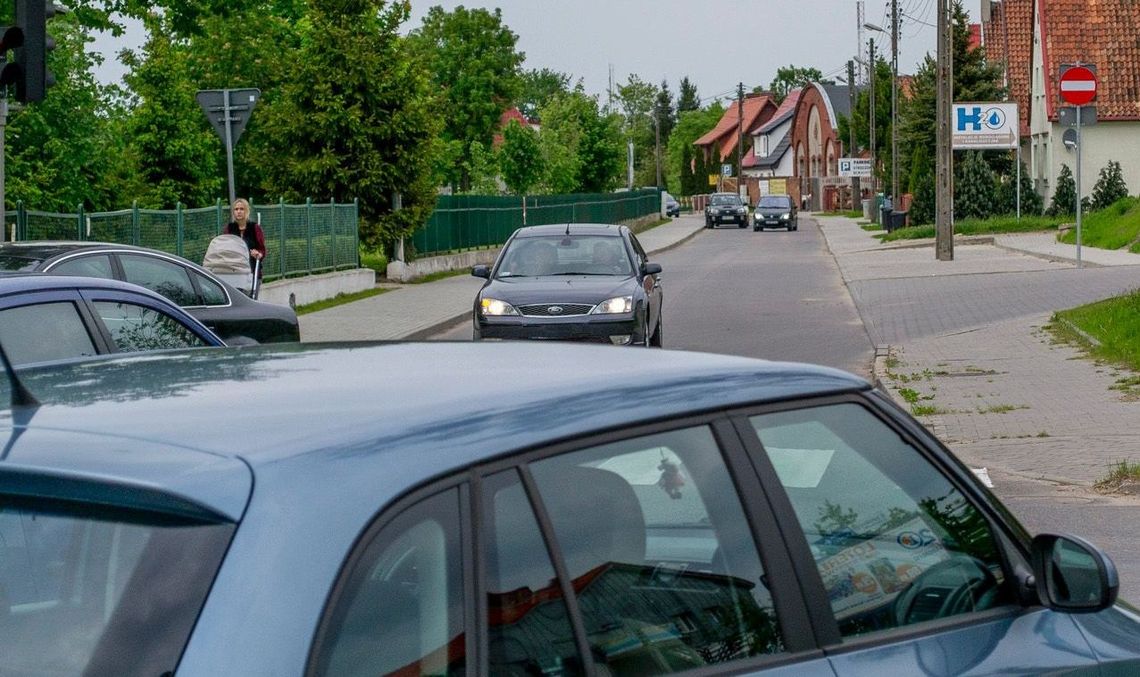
734, 394, 1102, 676
79, 289, 221, 352
629, 233, 662, 332
0, 290, 109, 365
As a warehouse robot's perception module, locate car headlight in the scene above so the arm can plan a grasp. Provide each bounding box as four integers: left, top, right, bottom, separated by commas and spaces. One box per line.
591, 296, 633, 314
480, 298, 520, 316
737, 207, 747, 214
780, 212, 791, 219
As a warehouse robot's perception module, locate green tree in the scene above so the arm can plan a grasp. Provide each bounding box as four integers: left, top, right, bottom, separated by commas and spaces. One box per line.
408, 5, 524, 190
260, 0, 440, 253
617, 74, 658, 186
907, 145, 935, 225
1049, 164, 1077, 217
517, 67, 570, 121
120, 14, 223, 208
538, 90, 623, 193
677, 76, 700, 113
499, 120, 543, 194
996, 162, 1043, 216
463, 141, 500, 194
666, 104, 724, 195
954, 151, 997, 220
766, 64, 826, 104
1090, 160, 1129, 211
846, 57, 893, 190
654, 80, 676, 144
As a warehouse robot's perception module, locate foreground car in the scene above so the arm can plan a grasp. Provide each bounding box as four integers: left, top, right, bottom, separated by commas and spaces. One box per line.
754, 194, 799, 231
0, 241, 299, 344
1, 342, 1138, 676
0, 274, 223, 365
471, 223, 663, 346
705, 192, 748, 228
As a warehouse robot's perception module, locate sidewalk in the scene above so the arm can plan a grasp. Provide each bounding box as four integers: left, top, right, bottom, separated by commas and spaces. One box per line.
299, 215, 707, 342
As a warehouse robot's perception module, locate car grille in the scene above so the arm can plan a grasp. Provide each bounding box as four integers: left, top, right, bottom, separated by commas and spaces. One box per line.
518, 303, 594, 317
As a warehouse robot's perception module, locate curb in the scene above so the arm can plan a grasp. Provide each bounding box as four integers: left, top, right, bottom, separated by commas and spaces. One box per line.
991, 241, 1105, 267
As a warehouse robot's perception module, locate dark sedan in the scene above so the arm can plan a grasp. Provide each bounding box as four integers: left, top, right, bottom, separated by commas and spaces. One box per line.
0, 241, 299, 344
0, 274, 223, 366
754, 194, 799, 231
471, 224, 663, 346
706, 192, 748, 228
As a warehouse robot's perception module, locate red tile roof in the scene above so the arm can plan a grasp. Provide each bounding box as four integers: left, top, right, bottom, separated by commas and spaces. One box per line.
968, 23, 983, 51
756, 88, 801, 134
694, 93, 777, 161
1039, 0, 1140, 121
982, 0, 1033, 136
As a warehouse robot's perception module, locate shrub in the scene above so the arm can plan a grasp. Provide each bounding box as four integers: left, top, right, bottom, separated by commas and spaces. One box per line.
1049, 164, 1077, 216
1091, 160, 1129, 211
954, 151, 997, 220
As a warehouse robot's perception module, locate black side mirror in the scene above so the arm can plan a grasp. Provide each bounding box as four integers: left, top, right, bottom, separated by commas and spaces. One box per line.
642, 262, 662, 276
1031, 533, 1118, 612
471, 264, 490, 279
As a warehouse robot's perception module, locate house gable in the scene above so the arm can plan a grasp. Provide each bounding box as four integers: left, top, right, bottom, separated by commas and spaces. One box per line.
694, 93, 778, 162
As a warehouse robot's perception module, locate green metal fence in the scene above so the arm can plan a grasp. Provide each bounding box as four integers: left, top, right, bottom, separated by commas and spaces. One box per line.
4, 199, 359, 282
411, 188, 661, 257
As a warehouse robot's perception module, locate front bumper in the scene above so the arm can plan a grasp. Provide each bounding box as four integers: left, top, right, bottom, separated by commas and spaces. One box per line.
475, 314, 642, 344
754, 213, 791, 227
708, 211, 747, 224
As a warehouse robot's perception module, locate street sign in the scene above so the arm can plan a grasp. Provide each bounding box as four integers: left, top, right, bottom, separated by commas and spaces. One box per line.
1059, 65, 1097, 106
1059, 105, 1097, 127
721, 163, 733, 177
838, 158, 872, 178
707, 174, 718, 186
196, 89, 260, 145
952, 102, 1019, 149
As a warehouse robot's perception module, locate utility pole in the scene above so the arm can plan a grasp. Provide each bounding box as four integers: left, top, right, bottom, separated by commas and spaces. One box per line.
868, 39, 876, 197
736, 81, 745, 195
857, 1, 867, 83
847, 59, 859, 208
935, 0, 953, 260
0, 97, 7, 242
654, 110, 663, 188
891, 0, 900, 205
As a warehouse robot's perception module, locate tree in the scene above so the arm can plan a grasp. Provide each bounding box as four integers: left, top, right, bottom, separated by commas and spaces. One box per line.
1049, 164, 1077, 217
260, 0, 440, 253
463, 141, 500, 194
907, 145, 935, 225
996, 162, 1043, 216
616, 74, 658, 187
408, 6, 524, 190
954, 151, 997, 220
666, 104, 724, 195
499, 120, 543, 194
677, 76, 700, 113
846, 57, 893, 190
766, 65, 826, 104
654, 80, 676, 144
517, 68, 570, 121
1090, 160, 1129, 211
120, 14, 223, 208
538, 90, 623, 193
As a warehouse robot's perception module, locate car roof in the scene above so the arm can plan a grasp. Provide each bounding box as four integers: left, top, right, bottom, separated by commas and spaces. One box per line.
513, 223, 624, 237
0, 241, 155, 259
2, 343, 868, 518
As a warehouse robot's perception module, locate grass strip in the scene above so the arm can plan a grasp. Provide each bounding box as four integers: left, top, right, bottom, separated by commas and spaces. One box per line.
295, 287, 391, 315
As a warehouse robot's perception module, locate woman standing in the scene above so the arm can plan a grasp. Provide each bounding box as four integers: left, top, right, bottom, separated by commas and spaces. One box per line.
224, 198, 267, 279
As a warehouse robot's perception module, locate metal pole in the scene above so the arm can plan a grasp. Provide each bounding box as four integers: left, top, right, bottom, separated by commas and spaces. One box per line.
848, 59, 859, 208
1016, 145, 1021, 220
1076, 105, 1082, 268
222, 88, 236, 206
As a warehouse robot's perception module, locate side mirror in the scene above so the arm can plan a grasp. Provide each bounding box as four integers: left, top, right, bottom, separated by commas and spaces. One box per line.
642, 262, 662, 276
1031, 533, 1118, 612
471, 264, 490, 279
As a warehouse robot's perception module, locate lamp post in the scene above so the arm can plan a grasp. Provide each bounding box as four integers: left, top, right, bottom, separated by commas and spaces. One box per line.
864, 17, 898, 205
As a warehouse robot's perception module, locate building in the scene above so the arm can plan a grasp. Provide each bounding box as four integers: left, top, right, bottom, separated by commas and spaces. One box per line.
743, 88, 801, 183
693, 93, 778, 191
982, 0, 1140, 205
789, 83, 860, 210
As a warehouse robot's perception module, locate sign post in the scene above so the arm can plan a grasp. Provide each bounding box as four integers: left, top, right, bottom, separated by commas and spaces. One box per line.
196, 88, 261, 206
1059, 64, 1098, 268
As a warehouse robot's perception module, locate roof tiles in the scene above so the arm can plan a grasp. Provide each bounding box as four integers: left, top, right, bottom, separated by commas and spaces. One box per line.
694, 93, 777, 161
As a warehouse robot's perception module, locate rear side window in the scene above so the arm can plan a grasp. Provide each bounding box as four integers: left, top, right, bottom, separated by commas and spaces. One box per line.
91, 300, 212, 352
0, 500, 233, 677
0, 301, 98, 365
120, 254, 198, 306
194, 271, 228, 306
51, 254, 115, 279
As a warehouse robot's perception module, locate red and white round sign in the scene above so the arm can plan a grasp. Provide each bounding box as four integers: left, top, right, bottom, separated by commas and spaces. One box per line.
1060, 66, 1098, 106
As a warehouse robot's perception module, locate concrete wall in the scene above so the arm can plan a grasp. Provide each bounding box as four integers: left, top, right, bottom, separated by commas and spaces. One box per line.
258, 269, 376, 308
1048, 121, 1140, 206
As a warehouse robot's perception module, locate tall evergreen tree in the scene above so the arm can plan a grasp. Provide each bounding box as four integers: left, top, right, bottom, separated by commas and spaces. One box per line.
907, 145, 935, 225
677, 76, 700, 113
1049, 164, 1077, 217
654, 80, 676, 145
954, 151, 997, 220
1090, 160, 1129, 211
996, 162, 1043, 216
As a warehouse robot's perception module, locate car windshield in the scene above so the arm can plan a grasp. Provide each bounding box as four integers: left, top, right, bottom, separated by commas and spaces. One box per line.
758, 196, 792, 209
0, 500, 234, 675
710, 194, 742, 206
497, 235, 632, 277
0, 254, 44, 272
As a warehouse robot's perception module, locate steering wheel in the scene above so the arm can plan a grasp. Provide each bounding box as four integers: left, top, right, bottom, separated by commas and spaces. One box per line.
892, 554, 1000, 626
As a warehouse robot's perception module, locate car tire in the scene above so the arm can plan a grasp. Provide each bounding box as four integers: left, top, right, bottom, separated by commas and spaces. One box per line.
738, 221, 747, 228
753, 225, 761, 232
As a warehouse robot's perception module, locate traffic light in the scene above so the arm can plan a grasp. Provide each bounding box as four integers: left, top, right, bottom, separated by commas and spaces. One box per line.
0, 25, 24, 89
14, 0, 66, 103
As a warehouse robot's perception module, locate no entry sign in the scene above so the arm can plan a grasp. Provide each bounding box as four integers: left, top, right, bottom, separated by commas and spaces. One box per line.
1059, 65, 1098, 106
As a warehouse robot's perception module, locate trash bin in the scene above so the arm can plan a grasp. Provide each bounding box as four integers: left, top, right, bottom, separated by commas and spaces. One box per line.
861, 198, 872, 221
891, 211, 907, 231
880, 206, 893, 231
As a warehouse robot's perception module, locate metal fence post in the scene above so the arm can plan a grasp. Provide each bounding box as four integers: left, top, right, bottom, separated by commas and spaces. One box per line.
176, 202, 184, 257
306, 197, 313, 272
353, 198, 360, 266
16, 200, 24, 241
330, 197, 336, 269
216, 198, 224, 235
132, 200, 140, 245
279, 197, 287, 278
76, 203, 84, 240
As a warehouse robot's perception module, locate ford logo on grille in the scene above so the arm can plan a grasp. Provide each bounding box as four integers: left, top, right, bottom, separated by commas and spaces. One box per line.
548, 306, 563, 314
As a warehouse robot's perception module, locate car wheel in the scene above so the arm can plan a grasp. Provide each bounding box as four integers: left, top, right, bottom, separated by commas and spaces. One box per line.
753, 225, 761, 232
738, 221, 747, 228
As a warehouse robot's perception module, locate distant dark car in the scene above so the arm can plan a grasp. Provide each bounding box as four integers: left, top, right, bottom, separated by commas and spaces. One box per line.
0, 273, 223, 366
754, 194, 799, 231
664, 192, 681, 217
0, 242, 299, 345
706, 192, 748, 228
471, 223, 663, 346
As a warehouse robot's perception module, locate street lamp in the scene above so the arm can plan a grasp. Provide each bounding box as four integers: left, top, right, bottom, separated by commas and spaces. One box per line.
864, 19, 898, 208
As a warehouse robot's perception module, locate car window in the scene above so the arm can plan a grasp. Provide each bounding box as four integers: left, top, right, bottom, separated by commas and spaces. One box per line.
498, 235, 631, 277
0, 500, 233, 676
758, 197, 792, 209
630, 234, 649, 267
312, 489, 466, 677
0, 301, 99, 364
482, 470, 583, 675
193, 270, 228, 306
0, 254, 42, 271
529, 426, 784, 674
91, 300, 212, 352
119, 254, 199, 306
51, 253, 115, 278
710, 194, 741, 206
748, 403, 1013, 638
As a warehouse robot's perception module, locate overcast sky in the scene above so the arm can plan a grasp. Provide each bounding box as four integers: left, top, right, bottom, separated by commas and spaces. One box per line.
91, 1, 980, 101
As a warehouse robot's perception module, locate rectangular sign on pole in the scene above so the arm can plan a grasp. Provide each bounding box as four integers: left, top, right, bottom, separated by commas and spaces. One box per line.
1059, 106, 1097, 127
952, 102, 1019, 149
721, 163, 733, 177
837, 158, 872, 178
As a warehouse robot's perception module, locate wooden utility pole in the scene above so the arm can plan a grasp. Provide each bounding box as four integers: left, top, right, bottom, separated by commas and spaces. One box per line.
890, 0, 899, 204
736, 81, 745, 193
847, 60, 858, 208
935, 0, 953, 260
654, 110, 662, 188
869, 39, 876, 197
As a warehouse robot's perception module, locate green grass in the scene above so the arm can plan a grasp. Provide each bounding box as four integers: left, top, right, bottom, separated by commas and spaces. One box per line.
1095, 460, 1140, 493
633, 217, 673, 234
976, 404, 1028, 414
295, 287, 391, 315
1058, 196, 1140, 251
1051, 289, 1140, 372
898, 388, 921, 404
912, 404, 948, 416
409, 268, 471, 284
880, 214, 1065, 242
820, 210, 864, 218
861, 224, 883, 232
360, 250, 388, 276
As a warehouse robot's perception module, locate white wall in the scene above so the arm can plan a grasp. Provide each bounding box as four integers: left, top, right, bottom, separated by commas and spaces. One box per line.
1049, 121, 1140, 206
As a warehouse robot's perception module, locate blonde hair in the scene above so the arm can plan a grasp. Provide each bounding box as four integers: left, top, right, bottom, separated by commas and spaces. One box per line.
232, 198, 251, 211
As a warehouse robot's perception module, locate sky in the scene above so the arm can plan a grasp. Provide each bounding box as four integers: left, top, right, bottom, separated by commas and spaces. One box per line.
90, 1, 980, 100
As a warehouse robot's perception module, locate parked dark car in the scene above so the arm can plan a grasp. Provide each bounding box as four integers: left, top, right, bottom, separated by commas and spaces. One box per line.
1, 341, 1138, 676
0, 242, 299, 344
706, 192, 748, 228
664, 192, 681, 217
754, 194, 799, 231
0, 273, 223, 366
471, 223, 663, 346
